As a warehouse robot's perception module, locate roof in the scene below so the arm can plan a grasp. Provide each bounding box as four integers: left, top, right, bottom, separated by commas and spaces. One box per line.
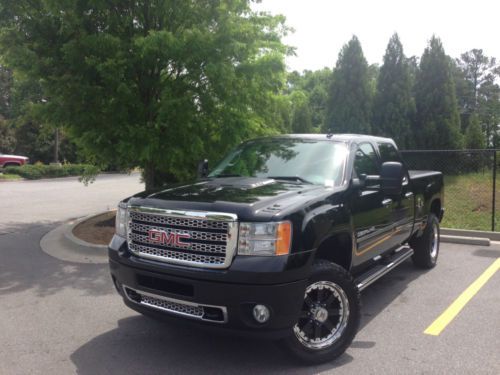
269, 133, 395, 143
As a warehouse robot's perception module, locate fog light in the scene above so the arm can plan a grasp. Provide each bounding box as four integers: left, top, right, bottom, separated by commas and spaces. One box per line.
252, 304, 270, 323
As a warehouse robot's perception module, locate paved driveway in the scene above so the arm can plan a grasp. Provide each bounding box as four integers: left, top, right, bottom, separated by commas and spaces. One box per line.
0, 173, 143, 234
0, 175, 499, 374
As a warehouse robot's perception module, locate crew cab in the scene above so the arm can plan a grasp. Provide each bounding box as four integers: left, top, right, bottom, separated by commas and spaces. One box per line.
0, 153, 29, 168
109, 134, 444, 363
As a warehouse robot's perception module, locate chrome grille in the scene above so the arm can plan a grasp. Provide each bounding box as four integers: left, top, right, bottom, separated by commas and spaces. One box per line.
123, 286, 227, 323
141, 294, 203, 317
127, 207, 238, 269
129, 222, 228, 242
129, 211, 229, 230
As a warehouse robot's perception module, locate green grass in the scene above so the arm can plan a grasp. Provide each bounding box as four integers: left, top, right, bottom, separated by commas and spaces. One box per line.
0, 173, 22, 181
442, 172, 500, 231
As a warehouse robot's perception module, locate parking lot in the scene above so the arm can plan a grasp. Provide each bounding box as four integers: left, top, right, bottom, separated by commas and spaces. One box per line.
1, 175, 499, 374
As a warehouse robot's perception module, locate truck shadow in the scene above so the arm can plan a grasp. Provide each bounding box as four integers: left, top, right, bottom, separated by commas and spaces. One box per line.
70, 259, 425, 375
70, 315, 352, 375
358, 259, 424, 329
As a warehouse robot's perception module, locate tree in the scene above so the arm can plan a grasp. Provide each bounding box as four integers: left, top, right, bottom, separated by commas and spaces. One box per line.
465, 114, 486, 149
0, 118, 16, 153
414, 36, 462, 149
290, 91, 313, 133
324, 36, 372, 133
457, 50, 498, 112
372, 34, 415, 148
0, 0, 290, 189
298, 69, 332, 130
456, 49, 500, 146
284, 68, 333, 132
0, 65, 16, 153
0, 65, 13, 119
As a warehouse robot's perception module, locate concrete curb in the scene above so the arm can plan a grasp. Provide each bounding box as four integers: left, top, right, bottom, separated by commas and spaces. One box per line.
441, 228, 500, 241
40, 213, 109, 264
440, 234, 490, 246
64, 215, 108, 250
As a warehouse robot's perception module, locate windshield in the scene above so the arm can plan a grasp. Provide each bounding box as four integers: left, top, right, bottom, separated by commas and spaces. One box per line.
209, 138, 348, 187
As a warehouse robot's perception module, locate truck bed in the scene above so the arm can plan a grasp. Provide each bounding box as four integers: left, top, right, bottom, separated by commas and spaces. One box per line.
409, 170, 442, 179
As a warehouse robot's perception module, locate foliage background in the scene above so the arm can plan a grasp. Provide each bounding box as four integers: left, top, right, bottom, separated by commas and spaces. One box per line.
0, 2, 499, 189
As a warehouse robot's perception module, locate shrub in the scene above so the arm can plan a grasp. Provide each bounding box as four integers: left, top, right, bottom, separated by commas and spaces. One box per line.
4, 164, 100, 180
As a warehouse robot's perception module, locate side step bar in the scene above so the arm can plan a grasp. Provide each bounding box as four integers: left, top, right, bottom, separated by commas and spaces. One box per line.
355, 246, 414, 292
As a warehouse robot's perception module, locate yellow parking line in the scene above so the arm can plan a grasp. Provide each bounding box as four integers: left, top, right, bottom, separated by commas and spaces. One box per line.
424, 258, 500, 336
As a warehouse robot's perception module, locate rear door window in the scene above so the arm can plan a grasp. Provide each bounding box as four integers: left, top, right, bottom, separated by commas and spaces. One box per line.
377, 142, 408, 183
377, 142, 402, 163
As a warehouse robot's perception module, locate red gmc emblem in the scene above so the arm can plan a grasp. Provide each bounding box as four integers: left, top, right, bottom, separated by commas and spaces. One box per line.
147, 229, 191, 248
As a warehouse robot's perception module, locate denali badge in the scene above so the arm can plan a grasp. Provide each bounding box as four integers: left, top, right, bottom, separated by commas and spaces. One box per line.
147, 229, 191, 248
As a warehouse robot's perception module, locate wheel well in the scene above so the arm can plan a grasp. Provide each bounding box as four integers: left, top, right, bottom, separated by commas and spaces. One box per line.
430, 199, 441, 219
2, 162, 21, 168
315, 233, 352, 271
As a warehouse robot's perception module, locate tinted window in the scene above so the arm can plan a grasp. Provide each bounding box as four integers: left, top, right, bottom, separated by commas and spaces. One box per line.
378, 142, 408, 183
353, 143, 380, 176
378, 143, 402, 163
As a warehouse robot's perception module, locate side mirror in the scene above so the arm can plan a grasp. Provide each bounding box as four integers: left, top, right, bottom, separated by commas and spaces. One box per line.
380, 161, 404, 196
197, 159, 209, 178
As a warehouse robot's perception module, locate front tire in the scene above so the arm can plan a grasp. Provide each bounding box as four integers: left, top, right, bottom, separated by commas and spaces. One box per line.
283, 260, 360, 364
410, 213, 440, 269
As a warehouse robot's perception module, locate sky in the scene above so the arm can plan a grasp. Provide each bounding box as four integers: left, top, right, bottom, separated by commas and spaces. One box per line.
253, 0, 500, 72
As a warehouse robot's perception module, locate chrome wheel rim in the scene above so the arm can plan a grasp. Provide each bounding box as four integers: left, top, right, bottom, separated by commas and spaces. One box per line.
430, 222, 439, 259
293, 281, 350, 350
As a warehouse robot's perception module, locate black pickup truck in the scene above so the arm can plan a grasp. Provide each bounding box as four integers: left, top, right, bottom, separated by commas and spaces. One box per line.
109, 134, 444, 363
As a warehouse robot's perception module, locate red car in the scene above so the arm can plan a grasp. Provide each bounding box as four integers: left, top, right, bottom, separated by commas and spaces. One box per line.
0, 153, 29, 168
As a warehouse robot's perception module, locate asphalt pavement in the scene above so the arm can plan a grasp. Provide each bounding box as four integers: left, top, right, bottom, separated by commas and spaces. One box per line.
1, 174, 499, 374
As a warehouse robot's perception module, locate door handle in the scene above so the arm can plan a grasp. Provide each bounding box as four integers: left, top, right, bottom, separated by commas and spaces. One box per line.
382, 198, 392, 207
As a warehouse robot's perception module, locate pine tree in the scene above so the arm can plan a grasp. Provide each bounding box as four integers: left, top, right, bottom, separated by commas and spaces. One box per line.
456, 49, 500, 147
465, 114, 485, 149
372, 34, 415, 148
324, 36, 372, 134
414, 36, 463, 149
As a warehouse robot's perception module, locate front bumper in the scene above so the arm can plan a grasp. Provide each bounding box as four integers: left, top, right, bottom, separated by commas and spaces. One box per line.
109, 237, 311, 339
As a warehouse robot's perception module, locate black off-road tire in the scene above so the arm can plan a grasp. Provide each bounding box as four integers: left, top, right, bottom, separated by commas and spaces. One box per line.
410, 213, 440, 269
282, 260, 361, 364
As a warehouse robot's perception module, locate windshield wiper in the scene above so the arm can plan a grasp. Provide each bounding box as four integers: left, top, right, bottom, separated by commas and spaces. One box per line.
268, 176, 313, 184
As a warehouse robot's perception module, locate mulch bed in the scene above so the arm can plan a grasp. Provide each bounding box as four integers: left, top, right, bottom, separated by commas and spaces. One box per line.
72, 211, 116, 245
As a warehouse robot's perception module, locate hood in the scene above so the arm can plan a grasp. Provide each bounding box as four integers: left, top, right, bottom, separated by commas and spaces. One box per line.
128, 177, 332, 221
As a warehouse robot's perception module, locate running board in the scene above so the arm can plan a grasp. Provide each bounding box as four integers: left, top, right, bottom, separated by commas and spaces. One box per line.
355, 246, 414, 291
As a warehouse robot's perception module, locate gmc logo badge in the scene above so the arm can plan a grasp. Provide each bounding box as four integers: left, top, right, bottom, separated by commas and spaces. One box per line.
147, 229, 191, 248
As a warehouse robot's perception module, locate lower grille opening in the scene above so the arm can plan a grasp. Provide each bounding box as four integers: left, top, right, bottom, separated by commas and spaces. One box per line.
136, 274, 194, 297
123, 286, 227, 323
203, 307, 225, 322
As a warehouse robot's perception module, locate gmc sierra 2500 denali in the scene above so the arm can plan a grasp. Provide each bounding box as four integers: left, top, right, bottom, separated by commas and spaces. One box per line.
109, 134, 444, 363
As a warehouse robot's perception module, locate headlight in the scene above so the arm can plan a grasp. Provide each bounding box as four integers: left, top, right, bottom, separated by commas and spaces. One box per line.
115, 202, 128, 238
238, 221, 292, 256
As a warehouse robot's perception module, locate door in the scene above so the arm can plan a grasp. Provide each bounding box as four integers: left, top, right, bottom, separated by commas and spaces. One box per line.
350, 143, 393, 267
377, 142, 415, 248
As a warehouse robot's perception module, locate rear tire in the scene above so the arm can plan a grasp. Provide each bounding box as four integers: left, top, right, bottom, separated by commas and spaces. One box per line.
283, 260, 360, 364
410, 213, 440, 269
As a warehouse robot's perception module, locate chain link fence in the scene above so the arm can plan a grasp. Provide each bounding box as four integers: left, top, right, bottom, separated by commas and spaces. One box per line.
400, 149, 499, 231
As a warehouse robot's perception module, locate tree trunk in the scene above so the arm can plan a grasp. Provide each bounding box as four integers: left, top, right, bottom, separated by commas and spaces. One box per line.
143, 162, 178, 191
143, 162, 156, 191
